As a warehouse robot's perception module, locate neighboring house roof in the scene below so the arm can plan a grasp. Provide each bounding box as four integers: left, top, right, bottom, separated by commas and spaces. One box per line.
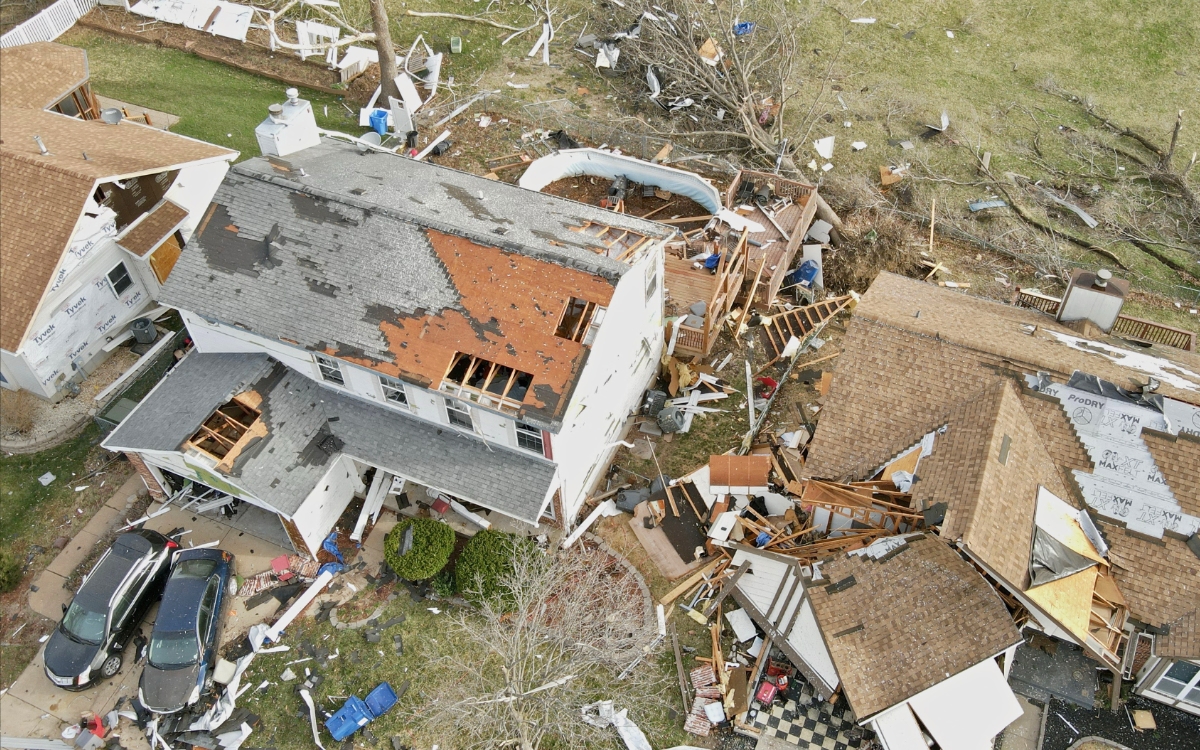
1156, 608, 1199, 659
0, 42, 88, 109
805, 533, 1020, 719
160, 144, 672, 427
0, 43, 235, 352
1104, 523, 1199, 651
807, 272, 1200, 481
105, 352, 557, 523
913, 380, 1071, 589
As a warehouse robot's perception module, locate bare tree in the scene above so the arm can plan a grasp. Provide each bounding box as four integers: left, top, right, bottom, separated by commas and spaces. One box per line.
419, 541, 665, 750
601, 0, 829, 173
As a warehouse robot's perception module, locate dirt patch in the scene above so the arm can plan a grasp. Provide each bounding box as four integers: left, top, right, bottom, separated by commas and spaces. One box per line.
79, 7, 346, 95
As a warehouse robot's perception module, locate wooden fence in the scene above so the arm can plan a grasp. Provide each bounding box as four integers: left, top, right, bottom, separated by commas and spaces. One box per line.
1, 0, 97, 48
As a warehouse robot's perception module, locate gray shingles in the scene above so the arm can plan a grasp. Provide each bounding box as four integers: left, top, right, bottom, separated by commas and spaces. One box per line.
102, 353, 273, 452
107, 353, 556, 524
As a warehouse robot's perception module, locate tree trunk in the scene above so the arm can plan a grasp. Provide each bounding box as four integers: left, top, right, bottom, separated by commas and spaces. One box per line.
370, 0, 400, 102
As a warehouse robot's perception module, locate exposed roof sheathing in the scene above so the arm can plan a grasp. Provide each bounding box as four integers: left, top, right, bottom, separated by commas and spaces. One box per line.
708, 454, 772, 487
162, 149, 648, 427
806, 534, 1020, 719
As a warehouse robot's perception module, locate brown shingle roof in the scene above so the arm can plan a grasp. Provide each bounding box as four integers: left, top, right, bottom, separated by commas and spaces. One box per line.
1142, 430, 1200, 519
915, 380, 1072, 589
0, 151, 93, 350
0, 43, 234, 352
0, 42, 88, 110
1104, 523, 1200, 640
1157, 608, 1200, 659
806, 533, 1021, 719
119, 199, 188, 257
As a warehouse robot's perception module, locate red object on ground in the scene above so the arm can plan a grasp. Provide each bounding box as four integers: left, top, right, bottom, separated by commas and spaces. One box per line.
271, 554, 293, 581
755, 377, 779, 399
754, 681, 778, 704
431, 496, 450, 515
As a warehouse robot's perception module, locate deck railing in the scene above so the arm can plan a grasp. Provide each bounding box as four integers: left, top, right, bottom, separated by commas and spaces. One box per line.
1015, 289, 1195, 351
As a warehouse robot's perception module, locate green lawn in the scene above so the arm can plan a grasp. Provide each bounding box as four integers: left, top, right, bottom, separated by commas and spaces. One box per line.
60, 29, 358, 161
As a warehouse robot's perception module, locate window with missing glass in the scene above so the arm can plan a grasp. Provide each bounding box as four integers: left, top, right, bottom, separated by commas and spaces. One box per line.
516, 422, 544, 454
315, 354, 344, 385
379, 375, 408, 405
107, 262, 133, 296
445, 397, 473, 429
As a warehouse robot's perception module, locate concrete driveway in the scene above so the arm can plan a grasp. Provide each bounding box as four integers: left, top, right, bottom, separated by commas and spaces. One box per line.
2, 492, 292, 745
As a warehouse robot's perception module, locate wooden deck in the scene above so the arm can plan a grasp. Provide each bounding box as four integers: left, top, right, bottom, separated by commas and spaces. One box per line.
664, 251, 717, 310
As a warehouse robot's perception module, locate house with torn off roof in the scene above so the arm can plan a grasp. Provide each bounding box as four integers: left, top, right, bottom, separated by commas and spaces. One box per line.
103, 91, 674, 556
0, 42, 236, 400
805, 271, 1200, 716
730, 533, 1024, 750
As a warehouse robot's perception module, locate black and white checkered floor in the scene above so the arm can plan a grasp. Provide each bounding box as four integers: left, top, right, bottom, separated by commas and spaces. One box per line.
749, 679, 874, 749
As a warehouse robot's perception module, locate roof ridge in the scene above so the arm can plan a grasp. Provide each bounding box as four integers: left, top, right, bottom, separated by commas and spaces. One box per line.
0, 146, 101, 184
231, 163, 626, 281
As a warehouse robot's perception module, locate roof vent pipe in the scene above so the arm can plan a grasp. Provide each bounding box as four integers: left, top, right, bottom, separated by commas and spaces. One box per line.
1094, 268, 1111, 290
33, 135, 48, 155
286, 87, 300, 105
268, 103, 284, 123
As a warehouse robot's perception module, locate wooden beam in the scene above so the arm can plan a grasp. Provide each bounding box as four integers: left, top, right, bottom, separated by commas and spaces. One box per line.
703, 561, 751, 617
660, 557, 724, 606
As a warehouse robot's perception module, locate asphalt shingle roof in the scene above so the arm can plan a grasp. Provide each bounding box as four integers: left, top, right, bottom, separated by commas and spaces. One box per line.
105, 353, 556, 523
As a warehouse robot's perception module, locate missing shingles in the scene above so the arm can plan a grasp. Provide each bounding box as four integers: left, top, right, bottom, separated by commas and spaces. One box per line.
832, 624, 864, 638
308, 279, 339, 298
824, 575, 857, 594
290, 191, 360, 226
441, 183, 513, 225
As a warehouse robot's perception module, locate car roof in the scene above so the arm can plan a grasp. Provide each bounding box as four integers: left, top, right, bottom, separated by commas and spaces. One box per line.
111, 530, 166, 560
75, 550, 138, 612
154, 552, 225, 632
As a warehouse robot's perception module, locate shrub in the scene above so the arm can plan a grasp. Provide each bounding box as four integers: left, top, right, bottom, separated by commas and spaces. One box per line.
430, 569, 455, 598
0, 549, 22, 593
0, 389, 38, 437
384, 518, 454, 581
455, 530, 535, 605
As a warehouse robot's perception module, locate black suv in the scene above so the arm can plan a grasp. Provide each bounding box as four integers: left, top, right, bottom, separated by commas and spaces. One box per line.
44, 529, 177, 690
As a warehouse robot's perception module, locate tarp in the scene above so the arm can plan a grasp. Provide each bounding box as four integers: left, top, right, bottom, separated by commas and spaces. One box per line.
1028, 527, 1096, 587
906, 659, 1023, 750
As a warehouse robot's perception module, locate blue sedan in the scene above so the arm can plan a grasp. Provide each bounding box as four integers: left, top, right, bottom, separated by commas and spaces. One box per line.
138, 548, 235, 714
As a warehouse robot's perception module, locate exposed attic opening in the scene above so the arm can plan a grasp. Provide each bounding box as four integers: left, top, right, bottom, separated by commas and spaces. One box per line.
569, 221, 651, 260
441, 353, 533, 413
554, 297, 606, 345
184, 391, 266, 471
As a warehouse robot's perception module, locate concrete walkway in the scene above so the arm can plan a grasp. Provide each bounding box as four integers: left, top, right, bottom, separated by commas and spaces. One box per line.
96, 97, 180, 131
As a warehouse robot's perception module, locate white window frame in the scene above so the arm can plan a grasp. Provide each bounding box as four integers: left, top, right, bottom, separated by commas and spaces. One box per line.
314, 353, 344, 385
445, 397, 473, 430
107, 262, 134, 297
645, 266, 658, 303
378, 374, 408, 406
1151, 660, 1200, 707
515, 421, 544, 455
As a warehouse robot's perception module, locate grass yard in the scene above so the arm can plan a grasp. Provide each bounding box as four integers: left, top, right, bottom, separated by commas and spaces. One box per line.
59, 29, 358, 161
238, 582, 692, 750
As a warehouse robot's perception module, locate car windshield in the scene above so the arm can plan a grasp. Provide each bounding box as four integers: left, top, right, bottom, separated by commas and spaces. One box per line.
61, 602, 106, 645
174, 559, 218, 579
148, 630, 199, 669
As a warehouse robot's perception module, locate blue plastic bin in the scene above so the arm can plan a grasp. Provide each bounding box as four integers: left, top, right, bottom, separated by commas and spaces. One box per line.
368, 109, 389, 136
325, 697, 372, 742
365, 682, 398, 717
324, 683, 398, 742
784, 259, 820, 288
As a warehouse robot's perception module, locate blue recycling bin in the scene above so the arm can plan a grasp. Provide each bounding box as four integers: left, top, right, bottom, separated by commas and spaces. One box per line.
368, 109, 389, 136
784, 259, 820, 288
324, 682, 399, 742
325, 697, 372, 742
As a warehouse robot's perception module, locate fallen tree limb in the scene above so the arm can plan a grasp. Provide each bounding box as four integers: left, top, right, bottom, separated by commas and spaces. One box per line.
880, 207, 1051, 275
404, 9, 532, 32
1004, 196, 1129, 270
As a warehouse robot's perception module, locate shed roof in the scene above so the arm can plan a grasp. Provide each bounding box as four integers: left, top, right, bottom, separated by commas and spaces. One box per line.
708, 454, 772, 487
805, 533, 1021, 719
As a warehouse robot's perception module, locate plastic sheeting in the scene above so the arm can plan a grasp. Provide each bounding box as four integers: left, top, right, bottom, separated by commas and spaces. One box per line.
1028, 527, 1096, 587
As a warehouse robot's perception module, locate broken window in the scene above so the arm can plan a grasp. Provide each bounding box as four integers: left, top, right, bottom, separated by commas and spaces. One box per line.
187, 398, 261, 461
315, 354, 344, 385
379, 375, 407, 405
645, 267, 658, 303
569, 221, 650, 260
441, 353, 532, 413
106, 262, 133, 296
445, 397, 473, 429
554, 298, 606, 344
515, 421, 544, 454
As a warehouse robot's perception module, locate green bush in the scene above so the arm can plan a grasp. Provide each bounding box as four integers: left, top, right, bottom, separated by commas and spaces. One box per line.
384, 518, 455, 581
0, 548, 22, 593
455, 530, 534, 604
430, 569, 455, 598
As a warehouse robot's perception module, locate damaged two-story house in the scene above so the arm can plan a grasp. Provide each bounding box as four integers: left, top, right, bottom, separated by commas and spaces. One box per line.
0, 42, 236, 399
805, 272, 1200, 719
103, 92, 674, 556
